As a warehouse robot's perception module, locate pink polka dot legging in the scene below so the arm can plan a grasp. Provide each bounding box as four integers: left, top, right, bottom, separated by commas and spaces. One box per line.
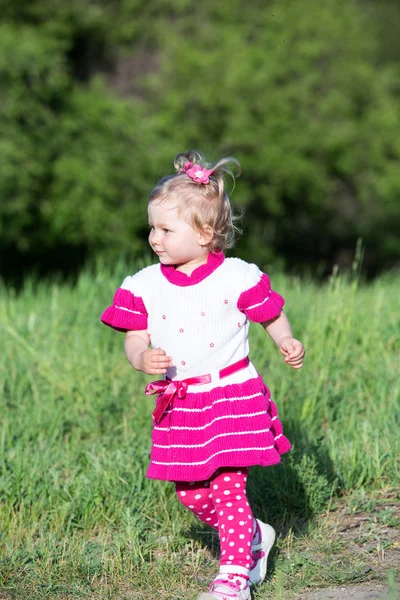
176, 468, 254, 573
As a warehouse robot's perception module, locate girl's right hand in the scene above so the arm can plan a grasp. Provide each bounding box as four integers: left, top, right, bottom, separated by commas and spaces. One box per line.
137, 348, 173, 375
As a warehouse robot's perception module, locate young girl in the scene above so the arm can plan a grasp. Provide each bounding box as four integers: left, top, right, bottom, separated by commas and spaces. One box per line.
101, 151, 305, 600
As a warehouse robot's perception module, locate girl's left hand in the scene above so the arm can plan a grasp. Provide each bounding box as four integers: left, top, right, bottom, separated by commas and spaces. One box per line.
279, 337, 305, 369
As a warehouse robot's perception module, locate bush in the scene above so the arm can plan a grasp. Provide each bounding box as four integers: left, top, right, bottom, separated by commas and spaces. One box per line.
0, 0, 399, 276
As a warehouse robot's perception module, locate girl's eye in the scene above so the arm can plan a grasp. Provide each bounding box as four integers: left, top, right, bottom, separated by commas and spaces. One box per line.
163, 229, 170, 233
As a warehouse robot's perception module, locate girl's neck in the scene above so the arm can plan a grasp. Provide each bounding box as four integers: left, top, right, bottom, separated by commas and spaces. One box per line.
175, 253, 210, 275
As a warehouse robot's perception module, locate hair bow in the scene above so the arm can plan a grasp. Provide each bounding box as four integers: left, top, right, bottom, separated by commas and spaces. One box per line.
182, 161, 214, 184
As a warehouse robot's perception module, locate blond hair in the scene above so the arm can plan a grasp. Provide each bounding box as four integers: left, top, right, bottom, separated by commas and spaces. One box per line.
149, 150, 242, 252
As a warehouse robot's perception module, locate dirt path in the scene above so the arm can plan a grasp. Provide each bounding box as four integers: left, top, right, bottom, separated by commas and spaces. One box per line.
296, 581, 398, 599
295, 493, 399, 600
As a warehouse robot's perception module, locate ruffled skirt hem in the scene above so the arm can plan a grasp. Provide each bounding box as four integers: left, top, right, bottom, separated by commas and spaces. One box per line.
147, 374, 291, 482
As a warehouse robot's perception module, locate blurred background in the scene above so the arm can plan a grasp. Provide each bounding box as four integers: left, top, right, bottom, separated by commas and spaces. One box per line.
1, 0, 399, 281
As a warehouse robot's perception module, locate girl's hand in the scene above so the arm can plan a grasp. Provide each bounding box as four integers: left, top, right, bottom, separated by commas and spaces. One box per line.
279, 337, 305, 369
137, 348, 173, 375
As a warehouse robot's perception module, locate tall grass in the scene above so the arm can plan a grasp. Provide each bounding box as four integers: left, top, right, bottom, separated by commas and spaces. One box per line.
0, 261, 398, 598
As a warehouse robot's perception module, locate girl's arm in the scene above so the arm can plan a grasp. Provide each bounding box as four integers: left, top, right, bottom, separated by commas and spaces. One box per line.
261, 312, 305, 369
125, 330, 172, 375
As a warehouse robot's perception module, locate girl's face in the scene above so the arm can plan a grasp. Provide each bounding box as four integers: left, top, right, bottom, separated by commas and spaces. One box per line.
148, 198, 211, 272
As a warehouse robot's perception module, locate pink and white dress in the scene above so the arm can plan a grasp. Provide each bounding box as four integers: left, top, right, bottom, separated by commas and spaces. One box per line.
101, 252, 291, 482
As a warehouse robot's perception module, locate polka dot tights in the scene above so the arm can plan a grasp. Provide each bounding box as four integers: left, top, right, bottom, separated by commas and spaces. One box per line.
176, 468, 254, 574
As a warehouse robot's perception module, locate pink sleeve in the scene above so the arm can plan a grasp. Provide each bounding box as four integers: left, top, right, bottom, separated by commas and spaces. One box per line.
237, 271, 285, 322
101, 288, 148, 332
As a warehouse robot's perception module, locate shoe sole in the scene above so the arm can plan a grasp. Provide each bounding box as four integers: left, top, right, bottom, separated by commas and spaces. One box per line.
249, 521, 276, 586
197, 592, 250, 600
197, 584, 251, 600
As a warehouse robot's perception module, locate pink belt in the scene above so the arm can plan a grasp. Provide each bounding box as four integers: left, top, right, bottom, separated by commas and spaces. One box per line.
145, 356, 250, 424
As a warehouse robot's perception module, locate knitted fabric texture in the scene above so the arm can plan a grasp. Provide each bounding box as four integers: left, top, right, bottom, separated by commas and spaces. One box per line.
101, 253, 291, 481
101, 255, 284, 379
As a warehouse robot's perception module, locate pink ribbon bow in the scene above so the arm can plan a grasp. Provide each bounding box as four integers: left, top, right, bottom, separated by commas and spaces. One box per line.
145, 374, 211, 423
182, 161, 214, 184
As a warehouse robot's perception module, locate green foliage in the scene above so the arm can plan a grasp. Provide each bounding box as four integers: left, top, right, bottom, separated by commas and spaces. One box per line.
145, 0, 400, 270
0, 23, 69, 250
0, 0, 399, 275
42, 83, 154, 255
0, 20, 156, 258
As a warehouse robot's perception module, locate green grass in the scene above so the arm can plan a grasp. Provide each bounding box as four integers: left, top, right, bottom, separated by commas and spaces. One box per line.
0, 261, 399, 598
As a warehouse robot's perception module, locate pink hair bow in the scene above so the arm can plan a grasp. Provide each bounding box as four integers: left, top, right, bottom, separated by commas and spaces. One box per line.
182, 161, 214, 184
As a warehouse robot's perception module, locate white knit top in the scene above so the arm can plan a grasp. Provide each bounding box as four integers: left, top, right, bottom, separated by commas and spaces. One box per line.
102, 253, 285, 381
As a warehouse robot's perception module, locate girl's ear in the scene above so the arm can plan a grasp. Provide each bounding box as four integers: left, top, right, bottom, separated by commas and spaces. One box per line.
198, 225, 213, 247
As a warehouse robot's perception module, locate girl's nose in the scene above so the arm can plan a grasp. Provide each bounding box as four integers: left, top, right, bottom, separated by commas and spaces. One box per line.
150, 230, 160, 246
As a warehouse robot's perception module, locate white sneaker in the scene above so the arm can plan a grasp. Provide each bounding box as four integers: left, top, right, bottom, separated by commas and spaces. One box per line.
248, 519, 276, 586
197, 574, 251, 600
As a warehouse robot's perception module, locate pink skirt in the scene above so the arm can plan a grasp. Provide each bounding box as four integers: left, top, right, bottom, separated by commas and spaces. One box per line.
147, 374, 291, 482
